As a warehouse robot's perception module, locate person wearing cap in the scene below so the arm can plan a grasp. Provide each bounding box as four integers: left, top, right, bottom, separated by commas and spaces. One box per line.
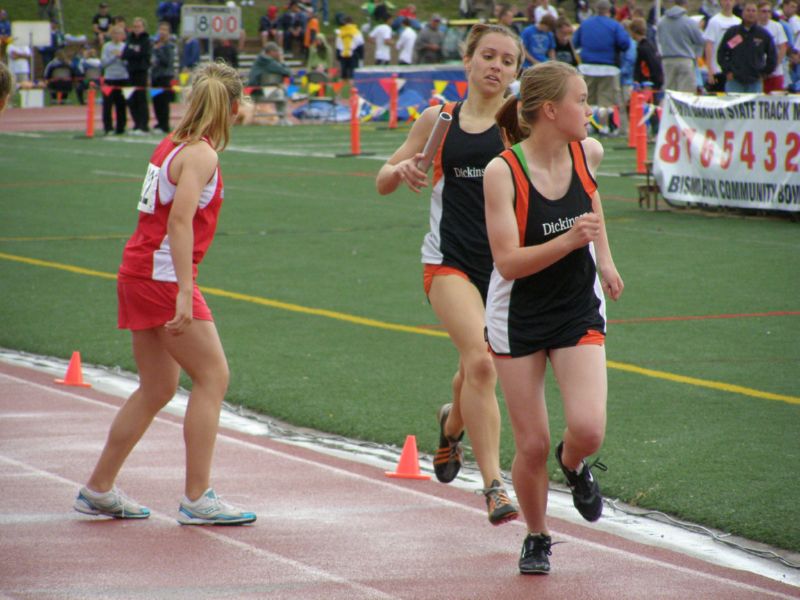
572, 0, 631, 134
93, 3, 113, 48
259, 5, 284, 49
414, 13, 444, 63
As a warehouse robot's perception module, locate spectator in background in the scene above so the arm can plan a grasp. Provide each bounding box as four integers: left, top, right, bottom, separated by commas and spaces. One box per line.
307, 32, 333, 72
123, 17, 152, 134
781, 0, 800, 46
395, 3, 420, 30
304, 7, 321, 61
573, 0, 631, 134
369, 8, 393, 65
181, 35, 200, 72
615, 0, 637, 21
788, 41, 800, 91
396, 17, 417, 65
554, 17, 579, 66
718, 0, 777, 92
214, 39, 239, 68
151, 21, 175, 133
38, 20, 66, 73
414, 14, 444, 63
657, 0, 704, 92
280, 1, 307, 57
260, 5, 283, 48
701, 0, 722, 22
37, 0, 54, 21
498, 4, 522, 34
101, 25, 128, 134
618, 20, 637, 135
632, 17, 663, 90
757, 0, 787, 91
92, 2, 113, 48
72, 45, 102, 105
704, 0, 741, 92
335, 15, 364, 79
44, 50, 74, 104
577, 0, 594, 24
534, 0, 559, 23
156, 1, 182, 35
521, 14, 557, 67
312, 0, 330, 26
8, 41, 32, 83
247, 41, 291, 87
112, 15, 127, 30
0, 9, 11, 63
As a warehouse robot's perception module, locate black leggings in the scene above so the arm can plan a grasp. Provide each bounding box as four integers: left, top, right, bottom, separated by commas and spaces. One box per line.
127, 71, 149, 132
102, 78, 128, 133
151, 76, 174, 132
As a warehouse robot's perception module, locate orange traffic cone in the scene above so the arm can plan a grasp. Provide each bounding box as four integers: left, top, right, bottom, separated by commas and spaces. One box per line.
54, 351, 92, 388
385, 435, 431, 480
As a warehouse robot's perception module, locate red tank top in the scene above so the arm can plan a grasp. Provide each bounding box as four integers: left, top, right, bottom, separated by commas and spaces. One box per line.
119, 136, 223, 282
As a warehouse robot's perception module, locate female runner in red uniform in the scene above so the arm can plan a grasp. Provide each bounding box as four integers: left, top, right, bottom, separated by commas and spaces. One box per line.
484, 61, 624, 572
376, 24, 523, 524
74, 62, 256, 525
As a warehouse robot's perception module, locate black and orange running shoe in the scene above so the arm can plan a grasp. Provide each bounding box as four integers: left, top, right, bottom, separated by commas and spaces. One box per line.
433, 403, 464, 483
482, 479, 519, 526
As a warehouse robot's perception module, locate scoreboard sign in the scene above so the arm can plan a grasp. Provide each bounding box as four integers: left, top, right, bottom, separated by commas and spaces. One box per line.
181, 4, 241, 40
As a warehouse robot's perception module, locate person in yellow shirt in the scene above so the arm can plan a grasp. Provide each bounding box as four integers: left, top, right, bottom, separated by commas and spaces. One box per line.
335, 15, 364, 81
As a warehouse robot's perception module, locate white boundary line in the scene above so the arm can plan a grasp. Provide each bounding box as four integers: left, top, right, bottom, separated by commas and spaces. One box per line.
1, 370, 797, 599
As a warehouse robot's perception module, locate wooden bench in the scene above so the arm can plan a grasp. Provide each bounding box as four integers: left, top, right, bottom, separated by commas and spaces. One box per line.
636, 160, 661, 210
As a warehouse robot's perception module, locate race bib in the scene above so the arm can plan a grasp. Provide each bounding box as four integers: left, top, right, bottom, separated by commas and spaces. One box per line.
137, 163, 159, 214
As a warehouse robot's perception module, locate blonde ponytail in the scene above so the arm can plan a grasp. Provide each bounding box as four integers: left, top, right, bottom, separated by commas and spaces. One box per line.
172, 61, 244, 151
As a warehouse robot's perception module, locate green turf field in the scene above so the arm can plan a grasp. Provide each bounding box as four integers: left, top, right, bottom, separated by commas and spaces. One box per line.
1, 125, 798, 553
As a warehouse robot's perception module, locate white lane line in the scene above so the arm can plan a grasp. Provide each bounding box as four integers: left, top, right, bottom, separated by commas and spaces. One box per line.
1, 372, 796, 599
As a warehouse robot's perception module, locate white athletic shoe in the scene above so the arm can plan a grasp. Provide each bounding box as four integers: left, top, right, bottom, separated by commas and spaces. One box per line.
73, 486, 151, 519
177, 488, 256, 526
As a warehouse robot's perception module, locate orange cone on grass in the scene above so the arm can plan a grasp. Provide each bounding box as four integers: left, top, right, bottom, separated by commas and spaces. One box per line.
386, 435, 431, 480
55, 351, 91, 388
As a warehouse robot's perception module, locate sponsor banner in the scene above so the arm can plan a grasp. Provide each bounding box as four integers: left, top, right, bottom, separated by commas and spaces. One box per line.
654, 92, 800, 212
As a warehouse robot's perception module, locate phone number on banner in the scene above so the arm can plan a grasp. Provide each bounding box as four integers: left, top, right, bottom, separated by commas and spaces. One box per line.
653, 92, 800, 212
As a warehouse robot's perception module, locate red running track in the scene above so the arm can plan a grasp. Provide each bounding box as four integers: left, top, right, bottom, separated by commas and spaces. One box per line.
1, 361, 797, 600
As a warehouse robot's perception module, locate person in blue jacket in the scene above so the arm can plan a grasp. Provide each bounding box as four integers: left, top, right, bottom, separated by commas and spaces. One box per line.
573, 0, 631, 133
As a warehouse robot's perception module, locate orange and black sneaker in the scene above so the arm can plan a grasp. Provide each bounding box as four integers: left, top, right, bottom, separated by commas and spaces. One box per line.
482, 479, 519, 526
433, 403, 464, 483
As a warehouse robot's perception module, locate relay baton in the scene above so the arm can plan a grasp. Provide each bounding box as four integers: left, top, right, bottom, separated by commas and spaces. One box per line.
416, 112, 453, 172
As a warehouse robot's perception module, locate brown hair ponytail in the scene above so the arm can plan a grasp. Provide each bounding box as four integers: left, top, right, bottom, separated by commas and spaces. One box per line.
495, 94, 527, 147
